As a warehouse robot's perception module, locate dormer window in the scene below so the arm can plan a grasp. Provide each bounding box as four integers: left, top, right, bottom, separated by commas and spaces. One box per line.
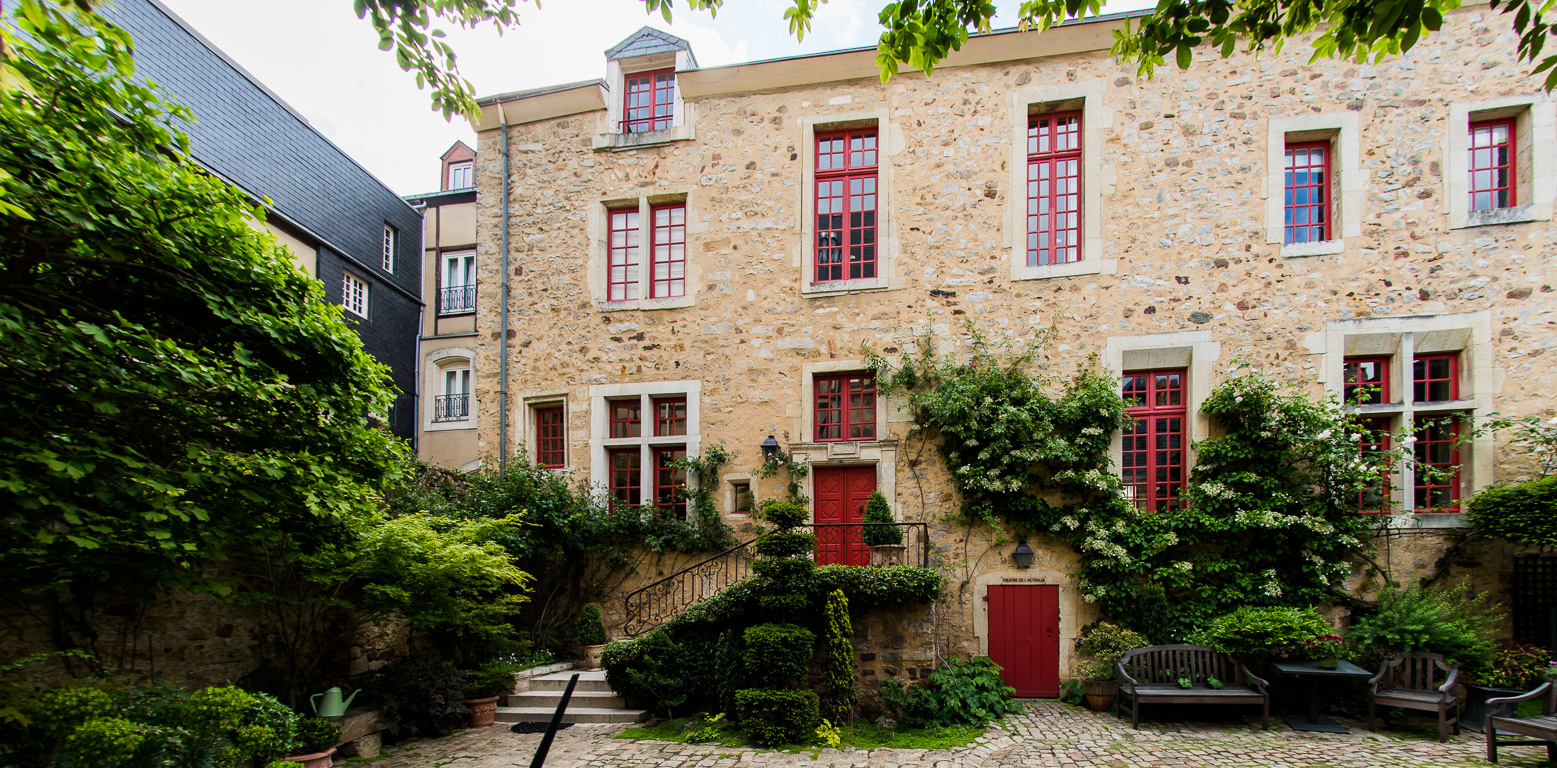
447, 161, 473, 190
600, 27, 696, 146
623, 70, 675, 133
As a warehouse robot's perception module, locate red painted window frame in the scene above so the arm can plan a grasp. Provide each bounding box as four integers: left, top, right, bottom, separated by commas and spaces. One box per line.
622, 68, 675, 133
536, 406, 566, 468
1343, 356, 1390, 406
813, 372, 877, 442
1469, 118, 1517, 211
653, 446, 688, 520
607, 448, 642, 512
1412, 353, 1459, 403
814, 130, 879, 283
609, 398, 642, 439
1413, 417, 1461, 513
650, 203, 686, 299
1283, 141, 1332, 245
1357, 417, 1392, 513
1121, 369, 1187, 511
653, 396, 687, 437
1026, 111, 1082, 267
607, 208, 640, 302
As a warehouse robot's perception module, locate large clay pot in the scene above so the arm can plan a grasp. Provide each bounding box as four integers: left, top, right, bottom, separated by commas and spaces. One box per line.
1082, 678, 1119, 712
582, 644, 607, 670
869, 544, 907, 567
283, 747, 336, 768
463, 696, 500, 728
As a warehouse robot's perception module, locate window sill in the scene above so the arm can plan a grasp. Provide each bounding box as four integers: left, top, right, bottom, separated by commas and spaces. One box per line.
1411, 399, 1478, 415
1455, 204, 1540, 229
1385, 512, 1465, 529
802, 277, 891, 297
424, 419, 476, 433
436, 309, 476, 318
1281, 239, 1345, 258
1011, 258, 1116, 281
593, 123, 695, 151
597, 295, 695, 312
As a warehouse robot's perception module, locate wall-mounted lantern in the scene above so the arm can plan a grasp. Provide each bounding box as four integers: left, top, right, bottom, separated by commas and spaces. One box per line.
1012, 540, 1036, 569
760, 435, 781, 462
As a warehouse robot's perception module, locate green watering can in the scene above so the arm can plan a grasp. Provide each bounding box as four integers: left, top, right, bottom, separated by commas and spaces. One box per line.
310, 686, 358, 718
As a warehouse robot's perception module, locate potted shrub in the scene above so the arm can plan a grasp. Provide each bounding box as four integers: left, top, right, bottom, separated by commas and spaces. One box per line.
1464, 643, 1551, 732
460, 662, 515, 728
1074, 623, 1148, 711
859, 491, 905, 565
576, 602, 609, 669
282, 717, 341, 768
1303, 635, 1346, 669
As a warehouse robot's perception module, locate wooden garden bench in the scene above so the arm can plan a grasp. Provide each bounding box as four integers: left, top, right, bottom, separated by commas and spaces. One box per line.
1485, 682, 1556, 763
1116, 644, 1270, 730
1366, 652, 1461, 742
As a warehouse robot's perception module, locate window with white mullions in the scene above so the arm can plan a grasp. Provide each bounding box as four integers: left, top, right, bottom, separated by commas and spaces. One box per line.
381, 225, 396, 272
341, 273, 368, 317
435, 368, 470, 422
440, 251, 476, 314
447, 161, 473, 190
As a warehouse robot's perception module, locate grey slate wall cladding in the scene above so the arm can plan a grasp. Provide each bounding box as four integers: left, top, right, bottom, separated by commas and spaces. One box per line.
101, 0, 422, 441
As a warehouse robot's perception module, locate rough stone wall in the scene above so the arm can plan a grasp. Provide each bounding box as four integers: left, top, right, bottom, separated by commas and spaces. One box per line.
473, 8, 1556, 678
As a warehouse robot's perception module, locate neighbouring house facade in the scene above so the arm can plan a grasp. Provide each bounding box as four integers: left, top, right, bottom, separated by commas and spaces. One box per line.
406, 142, 483, 471
103, 0, 424, 442
469, 14, 1557, 696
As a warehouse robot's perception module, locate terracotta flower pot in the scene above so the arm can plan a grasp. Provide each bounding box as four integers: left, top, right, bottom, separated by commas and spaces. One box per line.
1082, 678, 1118, 712
582, 643, 607, 670
463, 696, 500, 727
284, 747, 336, 768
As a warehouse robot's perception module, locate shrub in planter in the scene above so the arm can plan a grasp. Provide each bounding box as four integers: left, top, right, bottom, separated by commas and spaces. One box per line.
576, 603, 608, 647
462, 662, 518, 700
742, 623, 815, 688
860, 491, 902, 546
734, 688, 820, 746
1189, 606, 1330, 657
1077, 623, 1149, 677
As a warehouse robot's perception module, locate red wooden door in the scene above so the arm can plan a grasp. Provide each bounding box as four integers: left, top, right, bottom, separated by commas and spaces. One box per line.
986, 585, 1060, 697
812, 466, 874, 566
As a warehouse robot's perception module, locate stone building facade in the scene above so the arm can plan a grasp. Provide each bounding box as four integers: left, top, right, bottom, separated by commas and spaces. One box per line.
468, 12, 1556, 694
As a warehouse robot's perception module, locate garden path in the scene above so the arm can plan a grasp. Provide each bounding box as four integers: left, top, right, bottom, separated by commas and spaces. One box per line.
365, 701, 1553, 768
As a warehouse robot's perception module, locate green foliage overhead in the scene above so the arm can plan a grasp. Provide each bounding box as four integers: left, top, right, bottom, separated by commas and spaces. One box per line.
576, 603, 608, 647
0, 5, 401, 606
820, 590, 857, 726
1465, 475, 1557, 548
861, 491, 903, 546
733, 688, 820, 747
879, 657, 1018, 728
1188, 606, 1332, 657
1345, 582, 1501, 669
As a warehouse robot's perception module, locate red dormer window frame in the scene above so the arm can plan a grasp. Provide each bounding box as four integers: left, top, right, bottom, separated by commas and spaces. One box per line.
622, 68, 676, 134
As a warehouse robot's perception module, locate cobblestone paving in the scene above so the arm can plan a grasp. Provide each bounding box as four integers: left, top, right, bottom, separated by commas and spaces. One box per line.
367, 702, 1553, 768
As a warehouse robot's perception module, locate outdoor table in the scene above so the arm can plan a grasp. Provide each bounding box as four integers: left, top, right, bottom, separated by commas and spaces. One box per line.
1272, 659, 1373, 733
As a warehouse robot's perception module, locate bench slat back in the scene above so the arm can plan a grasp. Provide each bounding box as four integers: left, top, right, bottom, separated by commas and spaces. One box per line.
1121, 644, 1237, 686
1384, 652, 1452, 692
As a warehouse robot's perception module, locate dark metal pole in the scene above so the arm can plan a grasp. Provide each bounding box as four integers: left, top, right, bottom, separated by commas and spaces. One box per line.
528, 673, 578, 768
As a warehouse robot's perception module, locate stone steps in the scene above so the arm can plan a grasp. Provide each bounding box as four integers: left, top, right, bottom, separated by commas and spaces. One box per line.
497, 669, 646, 724
493, 705, 649, 724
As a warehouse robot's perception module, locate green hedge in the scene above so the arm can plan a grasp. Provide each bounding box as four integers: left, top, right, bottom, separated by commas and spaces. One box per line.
734, 688, 819, 746
742, 623, 815, 687
1188, 606, 1330, 657
750, 532, 818, 558
1466, 475, 1557, 548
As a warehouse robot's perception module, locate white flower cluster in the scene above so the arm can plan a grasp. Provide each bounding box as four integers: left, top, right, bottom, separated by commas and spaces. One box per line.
1175, 560, 1194, 573
1198, 481, 1235, 500
1261, 569, 1282, 598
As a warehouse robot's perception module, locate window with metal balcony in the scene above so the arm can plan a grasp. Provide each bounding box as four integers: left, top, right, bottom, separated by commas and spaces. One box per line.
434, 367, 470, 422
439, 251, 476, 315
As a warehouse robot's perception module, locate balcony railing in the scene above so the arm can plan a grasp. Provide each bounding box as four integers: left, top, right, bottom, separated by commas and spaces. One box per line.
439, 285, 476, 314
433, 394, 469, 422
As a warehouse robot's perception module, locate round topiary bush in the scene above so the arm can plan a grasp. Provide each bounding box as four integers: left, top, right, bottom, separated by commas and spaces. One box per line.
742, 623, 815, 687
760, 502, 809, 530
860, 491, 902, 546
750, 532, 818, 558
734, 688, 820, 746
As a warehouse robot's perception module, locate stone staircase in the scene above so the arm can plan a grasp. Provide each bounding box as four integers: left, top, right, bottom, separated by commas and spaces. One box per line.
495, 669, 649, 725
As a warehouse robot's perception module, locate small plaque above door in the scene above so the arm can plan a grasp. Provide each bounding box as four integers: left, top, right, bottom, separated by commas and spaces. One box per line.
826, 442, 860, 458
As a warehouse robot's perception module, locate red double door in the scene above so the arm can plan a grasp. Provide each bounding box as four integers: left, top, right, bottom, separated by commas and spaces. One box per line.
986, 585, 1061, 697
812, 465, 874, 566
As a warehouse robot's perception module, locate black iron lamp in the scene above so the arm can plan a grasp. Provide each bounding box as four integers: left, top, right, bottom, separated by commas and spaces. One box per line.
760, 435, 781, 462
1012, 540, 1036, 569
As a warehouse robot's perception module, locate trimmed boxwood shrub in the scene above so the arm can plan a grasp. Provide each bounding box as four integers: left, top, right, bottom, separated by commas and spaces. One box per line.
734, 688, 820, 746
860, 491, 902, 546
576, 603, 607, 646
742, 623, 815, 687
760, 502, 809, 529
1188, 606, 1330, 657
1466, 475, 1557, 548
750, 532, 818, 558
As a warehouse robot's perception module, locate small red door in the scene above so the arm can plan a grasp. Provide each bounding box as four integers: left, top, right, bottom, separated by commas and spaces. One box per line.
812, 466, 874, 565
986, 585, 1060, 697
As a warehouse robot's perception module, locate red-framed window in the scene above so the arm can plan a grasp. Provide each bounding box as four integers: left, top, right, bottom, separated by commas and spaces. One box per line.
609, 398, 642, 439
607, 208, 640, 301
814, 372, 876, 442
536, 406, 566, 468
654, 446, 688, 520
1026, 111, 1082, 267
622, 69, 675, 133
814, 130, 878, 282
1343, 357, 1390, 406
1413, 417, 1461, 513
1121, 369, 1186, 511
650, 203, 686, 299
1469, 119, 1516, 211
1413, 354, 1459, 403
1284, 141, 1332, 244
1357, 418, 1392, 513
608, 448, 642, 511
653, 396, 687, 437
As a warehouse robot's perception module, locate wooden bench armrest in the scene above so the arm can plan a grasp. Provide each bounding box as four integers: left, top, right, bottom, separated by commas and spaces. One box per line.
1437, 666, 1459, 694
1367, 659, 1396, 693
1487, 682, 1552, 718
1116, 659, 1138, 688
1238, 661, 1270, 694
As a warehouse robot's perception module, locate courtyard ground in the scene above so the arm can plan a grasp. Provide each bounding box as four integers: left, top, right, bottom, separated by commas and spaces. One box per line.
363, 700, 1554, 768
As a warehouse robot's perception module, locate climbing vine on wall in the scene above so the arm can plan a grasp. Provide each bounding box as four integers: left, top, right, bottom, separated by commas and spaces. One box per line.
871, 327, 1388, 639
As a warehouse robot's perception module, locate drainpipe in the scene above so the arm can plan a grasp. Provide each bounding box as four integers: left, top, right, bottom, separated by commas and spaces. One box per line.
498, 106, 512, 478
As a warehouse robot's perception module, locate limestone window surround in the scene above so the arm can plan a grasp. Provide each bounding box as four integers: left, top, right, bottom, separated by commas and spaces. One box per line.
796, 109, 903, 297
423, 346, 478, 434
586, 191, 702, 312
520, 390, 569, 468
1264, 112, 1363, 258
594, 50, 697, 151
587, 379, 702, 507
1444, 94, 1556, 230
787, 359, 898, 520
723, 473, 753, 516
1102, 330, 1222, 480
1309, 312, 1498, 528
1004, 80, 1115, 281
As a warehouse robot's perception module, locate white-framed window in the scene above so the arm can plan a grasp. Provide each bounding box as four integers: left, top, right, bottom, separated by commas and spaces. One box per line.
342, 272, 368, 317
588, 380, 701, 519
447, 161, 474, 190
435, 367, 471, 422
381, 224, 396, 273
440, 251, 476, 315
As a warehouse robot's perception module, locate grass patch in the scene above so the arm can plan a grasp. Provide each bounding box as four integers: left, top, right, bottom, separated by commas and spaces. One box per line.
616, 713, 987, 751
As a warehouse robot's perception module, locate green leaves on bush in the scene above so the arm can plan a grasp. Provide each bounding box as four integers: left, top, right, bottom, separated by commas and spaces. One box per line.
743, 624, 816, 688
750, 532, 818, 559
1075, 623, 1148, 680
734, 689, 819, 746
1190, 606, 1331, 657
64, 718, 143, 768
576, 603, 607, 647
880, 657, 1018, 728
364, 656, 469, 739
602, 631, 701, 717
860, 492, 902, 546
759, 503, 810, 530
820, 590, 857, 726
1346, 583, 1500, 669
293, 717, 341, 755
1466, 475, 1557, 549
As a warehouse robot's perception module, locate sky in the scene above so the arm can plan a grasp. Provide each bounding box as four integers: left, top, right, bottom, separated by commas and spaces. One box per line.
157, 0, 1154, 195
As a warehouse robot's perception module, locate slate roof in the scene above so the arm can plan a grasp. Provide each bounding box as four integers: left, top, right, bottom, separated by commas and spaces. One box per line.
605, 26, 697, 68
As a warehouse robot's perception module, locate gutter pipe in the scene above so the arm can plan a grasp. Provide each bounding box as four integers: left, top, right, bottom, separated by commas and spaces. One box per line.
498, 107, 512, 478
